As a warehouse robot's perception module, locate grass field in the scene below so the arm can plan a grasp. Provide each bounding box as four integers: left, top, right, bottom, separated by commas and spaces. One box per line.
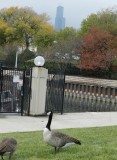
0, 126, 117, 160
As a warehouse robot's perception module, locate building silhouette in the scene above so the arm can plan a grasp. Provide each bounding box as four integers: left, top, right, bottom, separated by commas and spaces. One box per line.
55, 6, 65, 30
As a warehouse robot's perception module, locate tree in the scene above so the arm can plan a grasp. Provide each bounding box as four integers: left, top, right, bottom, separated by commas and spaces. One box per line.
3, 43, 18, 66
53, 27, 81, 61
0, 46, 5, 61
0, 19, 9, 45
34, 24, 55, 58
79, 14, 99, 35
34, 27, 82, 60
19, 49, 35, 66
0, 7, 50, 49
0, 7, 53, 66
80, 27, 116, 70
80, 7, 117, 36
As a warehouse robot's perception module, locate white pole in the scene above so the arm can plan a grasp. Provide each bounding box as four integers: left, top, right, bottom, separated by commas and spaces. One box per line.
15, 48, 22, 68
15, 52, 18, 68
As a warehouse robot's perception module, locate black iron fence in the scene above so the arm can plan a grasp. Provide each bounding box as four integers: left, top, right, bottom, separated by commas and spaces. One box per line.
23, 68, 32, 115
0, 66, 32, 115
1, 63, 117, 115
0, 66, 25, 114
45, 72, 65, 114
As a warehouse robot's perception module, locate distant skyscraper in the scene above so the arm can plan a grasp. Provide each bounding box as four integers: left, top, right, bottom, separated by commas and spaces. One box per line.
55, 6, 65, 30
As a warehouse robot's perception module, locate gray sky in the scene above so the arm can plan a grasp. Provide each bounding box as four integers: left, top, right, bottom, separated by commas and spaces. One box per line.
0, 0, 117, 29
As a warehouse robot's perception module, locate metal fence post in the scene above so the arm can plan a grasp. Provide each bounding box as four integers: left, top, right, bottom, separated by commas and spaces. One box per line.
21, 69, 26, 116
61, 71, 65, 115
27, 67, 32, 116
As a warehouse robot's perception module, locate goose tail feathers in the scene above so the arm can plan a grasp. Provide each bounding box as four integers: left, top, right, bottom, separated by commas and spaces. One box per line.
71, 137, 81, 145
75, 139, 81, 145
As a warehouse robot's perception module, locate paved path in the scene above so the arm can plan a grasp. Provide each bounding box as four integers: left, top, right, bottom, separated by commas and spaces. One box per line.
0, 112, 117, 133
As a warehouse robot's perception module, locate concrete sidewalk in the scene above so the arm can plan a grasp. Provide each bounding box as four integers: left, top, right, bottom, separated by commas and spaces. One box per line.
0, 112, 117, 133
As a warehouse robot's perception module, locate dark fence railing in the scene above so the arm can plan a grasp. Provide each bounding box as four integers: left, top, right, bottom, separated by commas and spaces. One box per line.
0, 65, 32, 115
1, 59, 117, 114
0, 66, 25, 114
45, 72, 65, 114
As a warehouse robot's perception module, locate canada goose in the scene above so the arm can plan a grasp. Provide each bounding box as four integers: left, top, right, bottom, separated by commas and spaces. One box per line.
0, 138, 17, 160
43, 111, 81, 152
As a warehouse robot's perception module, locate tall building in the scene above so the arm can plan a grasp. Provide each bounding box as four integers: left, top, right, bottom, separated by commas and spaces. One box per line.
55, 6, 65, 30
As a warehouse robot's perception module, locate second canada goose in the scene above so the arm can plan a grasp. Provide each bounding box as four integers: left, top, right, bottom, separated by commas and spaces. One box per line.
43, 111, 81, 152
0, 138, 17, 160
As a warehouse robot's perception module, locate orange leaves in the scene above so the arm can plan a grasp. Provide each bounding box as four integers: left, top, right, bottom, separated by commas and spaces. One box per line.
80, 27, 115, 70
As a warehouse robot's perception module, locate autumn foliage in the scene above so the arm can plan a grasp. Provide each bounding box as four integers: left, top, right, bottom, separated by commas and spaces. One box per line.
80, 27, 116, 70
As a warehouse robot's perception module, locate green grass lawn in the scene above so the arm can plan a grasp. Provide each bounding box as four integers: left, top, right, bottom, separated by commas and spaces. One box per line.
0, 126, 117, 160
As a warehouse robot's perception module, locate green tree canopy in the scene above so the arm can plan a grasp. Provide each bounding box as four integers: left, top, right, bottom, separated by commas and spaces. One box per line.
53, 27, 81, 60
80, 7, 117, 36
0, 6, 51, 48
0, 19, 10, 45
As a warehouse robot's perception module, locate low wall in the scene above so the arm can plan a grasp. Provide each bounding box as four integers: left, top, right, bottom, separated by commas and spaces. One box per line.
63, 76, 117, 112
64, 83, 117, 103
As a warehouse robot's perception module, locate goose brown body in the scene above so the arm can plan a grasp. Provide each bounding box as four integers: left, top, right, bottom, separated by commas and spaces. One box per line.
43, 111, 81, 152
0, 138, 17, 160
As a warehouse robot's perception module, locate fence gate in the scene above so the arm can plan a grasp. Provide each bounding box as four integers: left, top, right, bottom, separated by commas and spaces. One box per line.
45, 72, 65, 114
0, 66, 26, 115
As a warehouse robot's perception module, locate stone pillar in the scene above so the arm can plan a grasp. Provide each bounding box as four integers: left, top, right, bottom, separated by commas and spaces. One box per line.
30, 67, 48, 115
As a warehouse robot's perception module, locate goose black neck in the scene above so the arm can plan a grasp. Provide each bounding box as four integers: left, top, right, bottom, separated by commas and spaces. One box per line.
46, 112, 53, 131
